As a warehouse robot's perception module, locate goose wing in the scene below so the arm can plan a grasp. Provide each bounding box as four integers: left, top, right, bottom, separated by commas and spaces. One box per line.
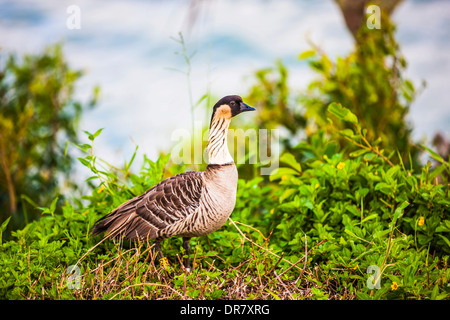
92, 171, 204, 240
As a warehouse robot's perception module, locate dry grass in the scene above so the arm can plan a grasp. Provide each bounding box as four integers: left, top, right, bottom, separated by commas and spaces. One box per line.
25, 220, 355, 300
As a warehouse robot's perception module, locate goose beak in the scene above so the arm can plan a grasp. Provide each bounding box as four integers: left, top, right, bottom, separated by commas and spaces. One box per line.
240, 102, 255, 113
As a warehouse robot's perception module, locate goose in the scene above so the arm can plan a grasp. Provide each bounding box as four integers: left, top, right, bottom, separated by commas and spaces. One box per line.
92, 95, 255, 271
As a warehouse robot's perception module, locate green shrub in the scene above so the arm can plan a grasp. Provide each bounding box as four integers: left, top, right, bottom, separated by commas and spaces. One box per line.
1, 114, 448, 299
267, 105, 449, 299
299, 22, 420, 168
0, 44, 99, 232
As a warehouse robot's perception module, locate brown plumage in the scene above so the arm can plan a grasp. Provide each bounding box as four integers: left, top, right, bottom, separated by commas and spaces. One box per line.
92, 95, 255, 271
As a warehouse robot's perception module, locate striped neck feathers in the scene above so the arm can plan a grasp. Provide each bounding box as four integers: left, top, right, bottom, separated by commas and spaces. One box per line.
207, 105, 233, 165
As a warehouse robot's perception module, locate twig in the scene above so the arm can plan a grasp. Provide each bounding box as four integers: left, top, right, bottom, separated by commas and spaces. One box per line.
295, 234, 308, 285
232, 219, 268, 242
277, 235, 307, 280
272, 271, 295, 300
356, 124, 395, 167
228, 218, 303, 272
73, 235, 110, 271
108, 282, 184, 300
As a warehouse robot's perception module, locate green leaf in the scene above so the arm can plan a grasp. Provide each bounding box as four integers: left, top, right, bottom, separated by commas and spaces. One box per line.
372, 229, 391, 240
78, 157, 91, 168
391, 201, 409, 230
265, 288, 282, 300
375, 182, 391, 193
84, 128, 103, 141
269, 167, 300, 181
363, 152, 377, 161
361, 214, 378, 223
431, 284, 440, 300
438, 234, 450, 249
298, 49, 316, 60
386, 166, 400, 179
278, 201, 299, 213
50, 197, 59, 214
344, 229, 358, 239
92, 128, 104, 139
194, 94, 208, 108
339, 128, 356, 138
349, 149, 369, 158
280, 188, 297, 202
21, 194, 39, 207
346, 205, 360, 217
0, 216, 11, 233
327, 102, 358, 124
0, 216, 11, 245
421, 144, 446, 165
395, 201, 409, 216
280, 152, 302, 172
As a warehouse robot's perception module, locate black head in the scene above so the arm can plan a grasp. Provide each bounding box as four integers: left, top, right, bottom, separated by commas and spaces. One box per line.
210, 95, 255, 125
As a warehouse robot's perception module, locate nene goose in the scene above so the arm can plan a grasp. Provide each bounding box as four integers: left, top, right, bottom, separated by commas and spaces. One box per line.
92, 95, 255, 271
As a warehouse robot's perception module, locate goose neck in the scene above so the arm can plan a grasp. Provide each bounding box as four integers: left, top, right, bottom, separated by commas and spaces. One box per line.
207, 116, 233, 165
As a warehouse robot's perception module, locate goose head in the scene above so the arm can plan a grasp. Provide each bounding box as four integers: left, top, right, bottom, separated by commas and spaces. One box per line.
210, 95, 255, 125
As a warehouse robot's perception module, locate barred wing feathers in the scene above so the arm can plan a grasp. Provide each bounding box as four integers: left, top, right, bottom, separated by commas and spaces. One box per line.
92, 171, 204, 241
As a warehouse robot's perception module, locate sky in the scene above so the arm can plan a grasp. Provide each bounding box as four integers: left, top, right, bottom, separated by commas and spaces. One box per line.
1, 0, 449, 171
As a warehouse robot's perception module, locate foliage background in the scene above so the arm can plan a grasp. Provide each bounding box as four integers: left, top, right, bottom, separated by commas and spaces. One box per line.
0, 0, 449, 300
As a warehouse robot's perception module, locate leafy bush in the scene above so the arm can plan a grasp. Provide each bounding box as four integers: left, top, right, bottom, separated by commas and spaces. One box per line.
267, 104, 449, 299
1, 114, 448, 299
246, 19, 420, 170
0, 44, 99, 232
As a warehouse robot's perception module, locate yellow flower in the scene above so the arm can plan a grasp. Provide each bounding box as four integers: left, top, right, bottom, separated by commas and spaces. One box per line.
97, 185, 105, 193
270, 208, 275, 215
281, 175, 288, 181
315, 183, 320, 189
418, 216, 425, 226
391, 281, 399, 290
323, 155, 328, 160
159, 257, 171, 271
337, 162, 346, 170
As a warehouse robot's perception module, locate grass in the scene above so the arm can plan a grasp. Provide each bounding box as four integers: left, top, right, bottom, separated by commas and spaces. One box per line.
41, 222, 346, 300
1, 110, 449, 300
